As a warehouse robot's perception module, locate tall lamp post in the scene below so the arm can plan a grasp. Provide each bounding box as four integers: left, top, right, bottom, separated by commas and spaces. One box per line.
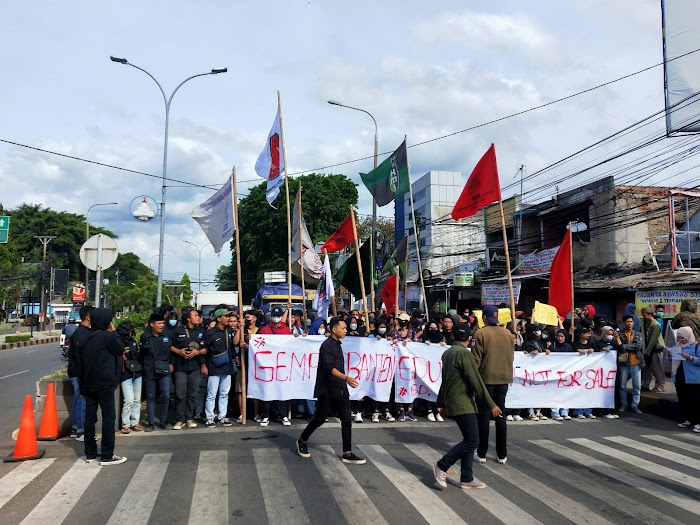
182, 240, 212, 293
328, 99, 378, 308
86, 202, 117, 305
110, 56, 227, 306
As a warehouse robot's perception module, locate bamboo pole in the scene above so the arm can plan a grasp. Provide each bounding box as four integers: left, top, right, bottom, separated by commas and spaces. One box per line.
277, 90, 293, 329
394, 266, 400, 316
497, 199, 517, 332
298, 184, 307, 330
232, 166, 246, 425
349, 206, 370, 329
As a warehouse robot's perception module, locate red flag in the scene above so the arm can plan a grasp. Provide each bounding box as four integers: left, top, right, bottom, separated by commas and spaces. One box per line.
321, 215, 354, 253
451, 144, 502, 220
548, 229, 573, 317
381, 273, 398, 315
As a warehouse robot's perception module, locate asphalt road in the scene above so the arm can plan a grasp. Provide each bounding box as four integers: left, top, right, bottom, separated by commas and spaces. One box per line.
1, 406, 698, 525
0, 342, 64, 442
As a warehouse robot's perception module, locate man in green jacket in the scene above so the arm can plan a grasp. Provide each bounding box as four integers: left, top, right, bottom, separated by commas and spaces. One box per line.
433, 324, 502, 490
641, 307, 665, 392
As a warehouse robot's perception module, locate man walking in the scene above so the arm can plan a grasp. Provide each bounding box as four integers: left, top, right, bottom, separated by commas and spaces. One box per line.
471, 305, 514, 464
616, 314, 644, 415
79, 307, 126, 465
296, 317, 365, 464
433, 323, 501, 490
641, 307, 666, 393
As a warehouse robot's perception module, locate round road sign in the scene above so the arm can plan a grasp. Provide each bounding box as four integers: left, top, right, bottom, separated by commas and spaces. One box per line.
80, 234, 119, 272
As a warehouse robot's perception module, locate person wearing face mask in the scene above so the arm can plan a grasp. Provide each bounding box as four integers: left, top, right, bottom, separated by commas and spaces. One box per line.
346, 316, 367, 422
549, 329, 573, 421
522, 324, 548, 421
674, 326, 700, 433
540, 326, 554, 350
393, 312, 421, 421
570, 327, 599, 419
170, 309, 206, 430
422, 321, 448, 422
597, 326, 621, 420
258, 306, 293, 427
364, 320, 396, 423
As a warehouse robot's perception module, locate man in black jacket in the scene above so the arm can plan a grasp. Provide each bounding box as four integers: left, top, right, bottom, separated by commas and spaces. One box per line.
141, 313, 173, 431
171, 309, 206, 429
67, 305, 92, 441
79, 307, 126, 466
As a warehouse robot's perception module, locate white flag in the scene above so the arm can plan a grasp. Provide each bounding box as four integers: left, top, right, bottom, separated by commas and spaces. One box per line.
313, 253, 335, 319
255, 108, 285, 205
291, 186, 322, 283
191, 176, 235, 254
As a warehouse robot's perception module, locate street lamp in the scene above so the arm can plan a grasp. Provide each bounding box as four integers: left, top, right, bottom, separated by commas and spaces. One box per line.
149, 254, 166, 271
110, 55, 227, 306
327, 99, 379, 307
85, 202, 118, 304
182, 240, 212, 293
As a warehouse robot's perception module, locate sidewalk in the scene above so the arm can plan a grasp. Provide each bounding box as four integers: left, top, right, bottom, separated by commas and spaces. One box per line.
0, 330, 60, 350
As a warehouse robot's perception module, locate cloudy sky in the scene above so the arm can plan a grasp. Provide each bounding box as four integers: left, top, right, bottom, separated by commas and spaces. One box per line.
0, 0, 686, 289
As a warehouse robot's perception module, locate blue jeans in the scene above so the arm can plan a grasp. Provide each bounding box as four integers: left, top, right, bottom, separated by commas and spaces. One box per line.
121, 376, 142, 427
70, 376, 85, 434
551, 408, 569, 417
295, 399, 316, 418
619, 364, 642, 408
145, 375, 171, 425
206, 374, 231, 421
437, 413, 479, 483
572, 408, 592, 417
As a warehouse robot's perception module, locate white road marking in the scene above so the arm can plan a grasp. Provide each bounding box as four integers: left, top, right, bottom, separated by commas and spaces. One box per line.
0, 370, 29, 380
0, 458, 55, 511
253, 448, 310, 525
604, 435, 700, 470
189, 450, 228, 525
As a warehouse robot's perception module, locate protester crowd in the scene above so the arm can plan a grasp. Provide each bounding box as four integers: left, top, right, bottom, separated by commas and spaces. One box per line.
65, 297, 700, 466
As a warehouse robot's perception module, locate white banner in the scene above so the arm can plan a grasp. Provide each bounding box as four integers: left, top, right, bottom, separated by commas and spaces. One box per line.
247, 335, 395, 401
191, 175, 235, 254
394, 342, 445, 404
506, 352, 616, 409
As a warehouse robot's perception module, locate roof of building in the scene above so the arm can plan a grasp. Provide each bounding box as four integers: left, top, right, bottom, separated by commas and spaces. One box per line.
577, 269, 700, 290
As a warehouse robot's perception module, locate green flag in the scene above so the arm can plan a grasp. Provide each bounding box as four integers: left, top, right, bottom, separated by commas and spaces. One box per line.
360, 140, 410, 207
336, 240, 372, 300
383, 236, 407, 277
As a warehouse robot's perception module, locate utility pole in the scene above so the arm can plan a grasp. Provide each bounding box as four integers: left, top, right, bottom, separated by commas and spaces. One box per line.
34, 236, 56, 332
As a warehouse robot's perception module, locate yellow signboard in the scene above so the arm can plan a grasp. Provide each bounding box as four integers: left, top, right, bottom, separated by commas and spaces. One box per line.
532, 301, 560, 326
473, 308, 512, 328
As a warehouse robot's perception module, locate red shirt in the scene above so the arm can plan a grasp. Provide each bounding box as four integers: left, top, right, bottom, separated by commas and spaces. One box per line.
259, 322, 292, 335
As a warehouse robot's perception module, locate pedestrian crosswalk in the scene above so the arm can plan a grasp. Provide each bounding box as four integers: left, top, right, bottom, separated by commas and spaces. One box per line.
1, 433, 699, 525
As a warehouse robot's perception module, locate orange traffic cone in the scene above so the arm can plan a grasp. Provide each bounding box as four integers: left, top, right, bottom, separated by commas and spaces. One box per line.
3, 395, 45, 462
37, 383, 61, 441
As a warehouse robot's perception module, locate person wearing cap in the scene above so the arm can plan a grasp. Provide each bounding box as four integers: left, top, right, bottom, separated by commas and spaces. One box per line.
202, 308, 235, 428
258, 305, 293, 427
433, 323, 501, 490
140, 312, 174, 431
641, 307, 666, 393
297, 317, 366, 464
471, 305, 514, 465
392, 311, 422, 421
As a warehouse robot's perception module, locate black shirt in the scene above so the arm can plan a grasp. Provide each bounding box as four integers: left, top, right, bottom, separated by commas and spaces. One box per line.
171, 325, 205, 373
67, 324, 90, 379
120, 338, 142, 382
140, 329, 174, 379
203, 326, 235, 376
314, 336, 348, 399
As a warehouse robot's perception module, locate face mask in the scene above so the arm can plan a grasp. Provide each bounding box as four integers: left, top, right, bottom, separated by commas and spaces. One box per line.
168, 320, 177, 327
378, 328, 387, 335
306, 319, 312, 327
534, 330, 542, 337
541, 333, 549, 340
399, 321, 407, 327
350, 323, 358, 331
604, 335, 613, 342
272, 317, 282, 324
369, 317, 375, 324
318, 328, 326, 335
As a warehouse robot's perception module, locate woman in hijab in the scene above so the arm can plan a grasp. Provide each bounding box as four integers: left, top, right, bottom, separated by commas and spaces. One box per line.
675, 326, 700, 433
421, 321, 446, 345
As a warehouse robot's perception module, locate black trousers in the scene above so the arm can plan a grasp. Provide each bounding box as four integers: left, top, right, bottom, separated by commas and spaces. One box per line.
84, 386, 116, 461
174, 370, 200, 422
476, 384, 508, 460
261, 400, 288, 419
300, 395, 352, 452
676, 365, 700, 424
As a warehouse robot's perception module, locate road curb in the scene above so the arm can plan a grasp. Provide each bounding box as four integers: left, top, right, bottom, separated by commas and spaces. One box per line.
0, 336, 60, 351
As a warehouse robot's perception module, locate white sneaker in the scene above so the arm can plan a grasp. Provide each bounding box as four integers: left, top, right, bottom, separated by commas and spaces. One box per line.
473, 453, 486, 464
371, 412, 380, 423
436, 413, 444, 422
383, 411, 395, 422
236, 415, 243, 424
460, 479, 487, 489
678, 420, 692, 428
427, 413, 436, 422
586, 414, 597, 419
354, 412, 363, 423
260, 418, 269, 427
254, 414, 262, 423
186, 420, 198, 428
497, 457, 507, 465
603, 414, 616, 419
513, 415, 524, 421
528, 413, 539, 421
576, 414, 586, 419
506, 415, 514, 421
536, 412, 547, 420
100, 455, 127, 466
433, 463, 448, 489
553, 416, 564, 421
281, 417, 292, 426
172, 421, 184, 430
563, 415, 572, 420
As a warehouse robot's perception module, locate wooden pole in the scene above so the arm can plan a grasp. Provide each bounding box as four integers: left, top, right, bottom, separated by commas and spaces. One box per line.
569, 223, 575, 323
349, 206, 370, 329
232, 166, 246, 425
298, 184, 307, 330
405, 136, 429, 322
277, 90, 293, 328
497, 199, 517, 332
394, 265, 400, 316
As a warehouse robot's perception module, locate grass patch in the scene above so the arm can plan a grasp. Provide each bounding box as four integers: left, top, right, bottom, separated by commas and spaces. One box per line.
42, 365, 68, 380
5, 334, 31, 343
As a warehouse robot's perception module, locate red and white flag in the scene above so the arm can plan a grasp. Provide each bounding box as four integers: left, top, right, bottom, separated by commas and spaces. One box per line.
452, 144, 502, 220
255, 108, 285, 205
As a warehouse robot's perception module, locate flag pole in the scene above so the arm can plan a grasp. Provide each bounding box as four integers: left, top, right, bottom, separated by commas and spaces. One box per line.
277, 90, 293, 328
349, 206, 370, 329
405, 136, 430, 322
394, 265, 400, 316
298, 184, 307, 329
569, 222, 575, 322
497, 199, 517, 331
232, 165, 246, 425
